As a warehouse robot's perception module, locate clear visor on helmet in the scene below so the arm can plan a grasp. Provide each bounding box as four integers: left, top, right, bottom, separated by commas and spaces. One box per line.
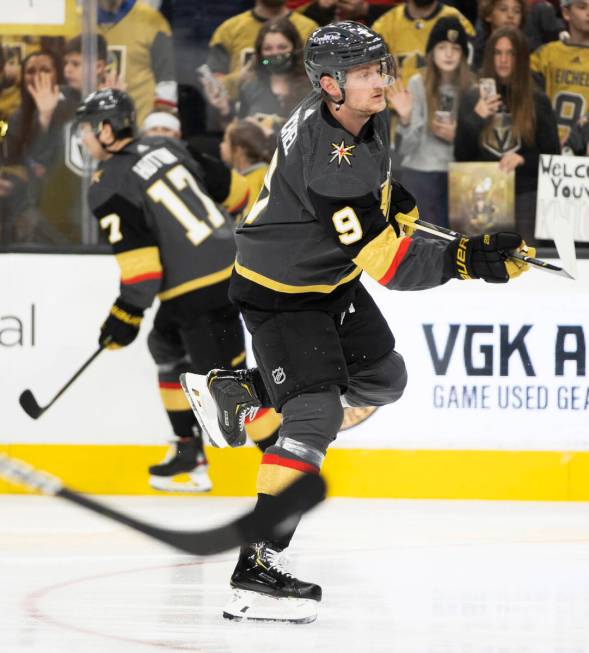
75, 118, 103, 139
342, 54, 397, 90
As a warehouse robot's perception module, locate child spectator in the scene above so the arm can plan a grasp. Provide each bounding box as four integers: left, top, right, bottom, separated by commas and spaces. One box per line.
142, 109, 182, 139
455, 26, 560, 242
220, 118, 275, 219
473, 0, 526, 69
389, 16, 473, 227
531, 0, 589, 144
63, 34, 110, 96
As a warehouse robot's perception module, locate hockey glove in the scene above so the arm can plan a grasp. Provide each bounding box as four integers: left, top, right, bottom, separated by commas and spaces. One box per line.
450, 232, 534, 283
99, 299, 144, 349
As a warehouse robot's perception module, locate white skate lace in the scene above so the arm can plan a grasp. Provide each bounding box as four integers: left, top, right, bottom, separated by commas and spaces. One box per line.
238, 405, 260, 432
266, 548, 293, 578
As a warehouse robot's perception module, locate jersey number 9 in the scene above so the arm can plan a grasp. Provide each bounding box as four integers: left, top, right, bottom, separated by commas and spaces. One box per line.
332, 207, 363, 245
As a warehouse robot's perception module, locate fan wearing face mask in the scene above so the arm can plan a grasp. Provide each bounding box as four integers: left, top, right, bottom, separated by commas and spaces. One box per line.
237, 17, 312, 130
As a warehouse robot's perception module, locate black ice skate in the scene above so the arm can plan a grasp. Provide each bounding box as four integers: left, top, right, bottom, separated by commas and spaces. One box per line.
180, 370, 261, 448
148, 437, 212, 493
223, 541, 322, 623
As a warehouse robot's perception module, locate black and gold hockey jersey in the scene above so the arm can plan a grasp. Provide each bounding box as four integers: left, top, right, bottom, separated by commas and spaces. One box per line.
372, 4, 475, 84
88, 136, 236, 311
531, 41, 589, 142
230, 93, 454, 313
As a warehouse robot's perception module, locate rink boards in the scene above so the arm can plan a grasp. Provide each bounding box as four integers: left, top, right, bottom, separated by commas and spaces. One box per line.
1, 253, 588, 499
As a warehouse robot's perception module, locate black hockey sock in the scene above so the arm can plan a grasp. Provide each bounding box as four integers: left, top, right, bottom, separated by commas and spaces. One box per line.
168, 409, 200, 439
254, 492, 301, 550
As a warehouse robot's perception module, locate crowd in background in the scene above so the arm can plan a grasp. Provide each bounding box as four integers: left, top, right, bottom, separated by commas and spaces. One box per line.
1, 0, 589, 247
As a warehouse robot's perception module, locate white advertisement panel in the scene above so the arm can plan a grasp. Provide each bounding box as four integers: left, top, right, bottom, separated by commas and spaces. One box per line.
3, 0, 66, 26
1, 254, 588, 450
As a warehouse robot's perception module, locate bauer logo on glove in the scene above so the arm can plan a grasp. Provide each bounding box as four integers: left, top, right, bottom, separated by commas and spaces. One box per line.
450, 232, 534, 284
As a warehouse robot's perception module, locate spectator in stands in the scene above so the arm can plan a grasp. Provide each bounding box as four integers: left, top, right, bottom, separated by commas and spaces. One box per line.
296, 0, 395, 26
220, 118, 275, 218
372, 0, 475, 84
241, 17, 310, 121
531, 0, 589, 145
63, 34, 110, 96
472, 0, 526, 69
205, 18, 310, 130
95, 0, 177, 124
0, 47, 22, 130
207, 0, 317, 101
455, 26, 560, 242
142, 109, 182, 139
1, 50, 80, 243
389, 16, 473, 227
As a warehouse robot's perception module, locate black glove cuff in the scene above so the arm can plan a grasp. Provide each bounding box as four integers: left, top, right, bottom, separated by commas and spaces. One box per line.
113, 297, 144, 318
449, 237, 477, 281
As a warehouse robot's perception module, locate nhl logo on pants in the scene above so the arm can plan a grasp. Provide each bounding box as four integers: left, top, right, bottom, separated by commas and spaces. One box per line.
272, 367, 286, 384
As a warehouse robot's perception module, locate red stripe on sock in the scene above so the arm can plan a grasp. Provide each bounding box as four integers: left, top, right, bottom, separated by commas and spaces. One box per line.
159, 382, 182, 389
378, 237, 412, 286
261, 453, 319, 474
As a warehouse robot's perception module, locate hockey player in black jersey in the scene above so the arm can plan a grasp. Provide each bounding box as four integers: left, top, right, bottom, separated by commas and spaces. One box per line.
183, 22, 534, 622
75, 89, 279, 492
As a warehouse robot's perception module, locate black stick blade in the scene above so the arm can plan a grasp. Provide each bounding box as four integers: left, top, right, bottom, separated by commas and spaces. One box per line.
19, 390, 43, 419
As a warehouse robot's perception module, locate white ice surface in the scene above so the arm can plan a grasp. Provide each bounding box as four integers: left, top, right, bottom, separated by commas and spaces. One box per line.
1, 496, 589, 653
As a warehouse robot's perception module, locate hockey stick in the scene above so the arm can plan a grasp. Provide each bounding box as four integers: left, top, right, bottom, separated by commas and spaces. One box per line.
19, 345, 105, 419
0, 453, 326, 555
396, 216, 575, 280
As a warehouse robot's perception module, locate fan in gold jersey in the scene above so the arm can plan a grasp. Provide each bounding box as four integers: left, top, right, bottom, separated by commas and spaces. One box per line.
531, 0, 589, 143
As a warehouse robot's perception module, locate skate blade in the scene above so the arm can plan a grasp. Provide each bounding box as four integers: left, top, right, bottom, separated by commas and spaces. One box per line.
148, 472, 212, 493
180, 372, 229, 449
222, 589, 318, 624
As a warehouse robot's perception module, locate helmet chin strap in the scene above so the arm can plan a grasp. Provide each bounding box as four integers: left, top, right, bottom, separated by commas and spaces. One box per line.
99, 134, 118, 151
95, 121, 118, 151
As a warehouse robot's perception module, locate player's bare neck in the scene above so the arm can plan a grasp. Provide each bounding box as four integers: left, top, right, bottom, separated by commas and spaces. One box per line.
326, 102, 369, 137
107, 137, 133, 153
